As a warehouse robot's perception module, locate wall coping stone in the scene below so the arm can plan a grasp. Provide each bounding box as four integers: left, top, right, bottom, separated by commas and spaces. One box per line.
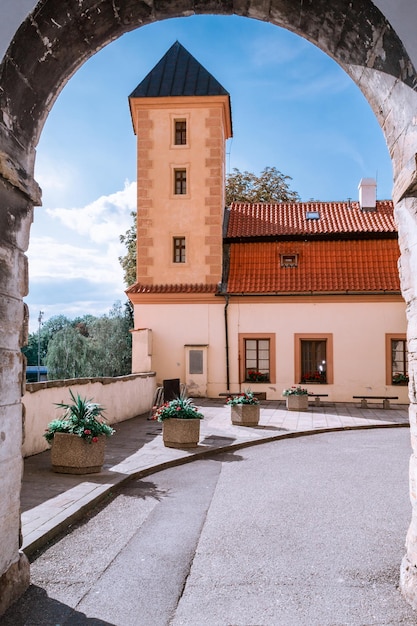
25, 372, 156, 393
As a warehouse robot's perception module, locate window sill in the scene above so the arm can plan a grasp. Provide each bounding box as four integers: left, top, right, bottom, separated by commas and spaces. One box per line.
301, 382, 328, 385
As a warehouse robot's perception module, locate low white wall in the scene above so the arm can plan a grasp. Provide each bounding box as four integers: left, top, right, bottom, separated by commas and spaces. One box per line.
22, 372, 156, 457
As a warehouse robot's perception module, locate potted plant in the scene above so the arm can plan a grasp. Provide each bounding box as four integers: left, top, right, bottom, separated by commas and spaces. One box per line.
247, 369, 269, 383
227, 390, 260, 426
155, 397, 203, 448
392, 372, 409, 385
301, 370, 326, 384
282, 386, 309, 411
44, 389, 115, 474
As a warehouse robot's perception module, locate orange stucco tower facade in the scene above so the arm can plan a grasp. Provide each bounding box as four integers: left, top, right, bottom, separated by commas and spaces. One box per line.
128, 42, 232, 289
127, 42, 232, 380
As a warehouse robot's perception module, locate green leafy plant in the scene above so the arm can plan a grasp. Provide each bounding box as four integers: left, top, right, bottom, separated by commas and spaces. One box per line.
155, 397, 204, 422
282, 386, 308, 396
392, 373, 409, 385
44, 389, 115, 444
226, 390, 260, 405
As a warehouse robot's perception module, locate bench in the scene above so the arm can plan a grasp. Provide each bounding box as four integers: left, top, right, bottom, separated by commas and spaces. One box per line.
219, 392, 267, 401
308, 393, 328, 407
352, 395, 398, 409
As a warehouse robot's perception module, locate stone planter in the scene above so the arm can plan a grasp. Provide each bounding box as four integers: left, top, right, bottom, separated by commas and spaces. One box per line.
50, 432, 106, 474
162, 418, 201, 448
231, 404, 260, 426
286, 394, 309, 411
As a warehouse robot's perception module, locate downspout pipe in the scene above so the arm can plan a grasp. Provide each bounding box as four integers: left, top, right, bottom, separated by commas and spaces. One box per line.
224, 294, 230, 392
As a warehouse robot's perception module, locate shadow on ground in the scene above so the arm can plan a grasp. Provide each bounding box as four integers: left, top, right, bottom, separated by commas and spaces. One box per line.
1, 585, 115, 625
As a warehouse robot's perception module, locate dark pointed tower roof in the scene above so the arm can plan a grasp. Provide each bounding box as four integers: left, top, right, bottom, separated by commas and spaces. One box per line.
129, 41, 230, 98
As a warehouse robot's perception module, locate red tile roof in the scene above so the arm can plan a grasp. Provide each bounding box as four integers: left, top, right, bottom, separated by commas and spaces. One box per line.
126, 282, 218, 294
226, 239, 400, 294
226, 201, 395, 238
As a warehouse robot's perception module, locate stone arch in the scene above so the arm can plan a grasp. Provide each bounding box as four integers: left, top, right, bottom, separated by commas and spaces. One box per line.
2, 0, 417, 613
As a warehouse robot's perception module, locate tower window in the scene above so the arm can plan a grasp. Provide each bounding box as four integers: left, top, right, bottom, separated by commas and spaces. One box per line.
175, 120, 187, 145
174, 169, 187, 195
173, 237, 186, 263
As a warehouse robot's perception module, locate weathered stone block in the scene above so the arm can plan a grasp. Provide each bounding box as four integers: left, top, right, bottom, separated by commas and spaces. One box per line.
0, 403, 22, 464
0, 456, 23, 572
0, 552, 30, 617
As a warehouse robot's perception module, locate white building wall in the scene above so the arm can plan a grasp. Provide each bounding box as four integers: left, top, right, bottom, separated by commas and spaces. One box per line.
135, 303, 226, 390
22, 373, 156, 457
136, 298, 408, 403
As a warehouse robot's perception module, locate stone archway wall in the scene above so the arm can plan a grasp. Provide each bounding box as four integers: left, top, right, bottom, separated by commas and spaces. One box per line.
2, 0, 417, 613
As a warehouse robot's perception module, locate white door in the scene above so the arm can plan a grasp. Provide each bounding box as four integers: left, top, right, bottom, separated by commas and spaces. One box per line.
184, 345, 208, 397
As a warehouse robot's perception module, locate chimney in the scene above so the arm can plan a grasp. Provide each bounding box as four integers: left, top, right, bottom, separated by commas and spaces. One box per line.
358, 178, 377, 211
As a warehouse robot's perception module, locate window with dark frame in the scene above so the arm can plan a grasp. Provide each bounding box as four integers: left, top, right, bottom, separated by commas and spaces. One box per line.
174, 120, 187, 145
174, 169, 187, 195
173, 237, 186, 263
391, 338, 408, 384
300, 339, 327, 383
245, 338, 270, 382
280, 253, 298, 267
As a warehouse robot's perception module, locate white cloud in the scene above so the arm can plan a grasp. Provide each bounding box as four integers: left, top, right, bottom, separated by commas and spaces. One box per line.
27, 236, 124, 283
25, 182, 136, 332
46, 180, 136, 244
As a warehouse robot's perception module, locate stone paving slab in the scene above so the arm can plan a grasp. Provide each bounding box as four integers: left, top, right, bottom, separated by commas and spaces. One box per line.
21, 399, 410, 557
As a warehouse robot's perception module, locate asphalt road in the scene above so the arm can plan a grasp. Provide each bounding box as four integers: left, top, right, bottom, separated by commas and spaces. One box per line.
3, 428, 417, 625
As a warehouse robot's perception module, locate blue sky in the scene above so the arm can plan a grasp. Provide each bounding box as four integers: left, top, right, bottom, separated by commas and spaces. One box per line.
27, 14, 393, 332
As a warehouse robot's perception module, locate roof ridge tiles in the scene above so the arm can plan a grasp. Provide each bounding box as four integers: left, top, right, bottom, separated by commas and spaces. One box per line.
126, 282, 219, 294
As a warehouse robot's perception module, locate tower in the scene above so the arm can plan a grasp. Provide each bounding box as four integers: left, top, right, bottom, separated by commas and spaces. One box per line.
128, 41, 232, 289
127, 42, 232, 380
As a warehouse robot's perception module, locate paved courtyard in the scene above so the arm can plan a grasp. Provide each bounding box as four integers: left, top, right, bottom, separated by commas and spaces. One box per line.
21, 399, 409, 557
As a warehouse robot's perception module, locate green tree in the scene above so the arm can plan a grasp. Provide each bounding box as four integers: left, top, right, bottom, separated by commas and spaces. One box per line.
44, 302, 132, 380
119, 167, 300, 287
22, 333, 42, 367
22, 314, 72, 366
119, 210, 137, 287
225, 166, 300, 205
45, 326, 91, 379
42, 314, 72, 337
85, 302, 132, 377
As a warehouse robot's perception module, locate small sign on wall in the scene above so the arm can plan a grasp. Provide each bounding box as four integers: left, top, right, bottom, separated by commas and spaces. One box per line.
189, 349, 203, 374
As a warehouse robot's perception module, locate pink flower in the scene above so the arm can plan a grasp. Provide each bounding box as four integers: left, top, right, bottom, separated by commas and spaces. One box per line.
84, 429, 91, 435
92, 436, 99, 443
